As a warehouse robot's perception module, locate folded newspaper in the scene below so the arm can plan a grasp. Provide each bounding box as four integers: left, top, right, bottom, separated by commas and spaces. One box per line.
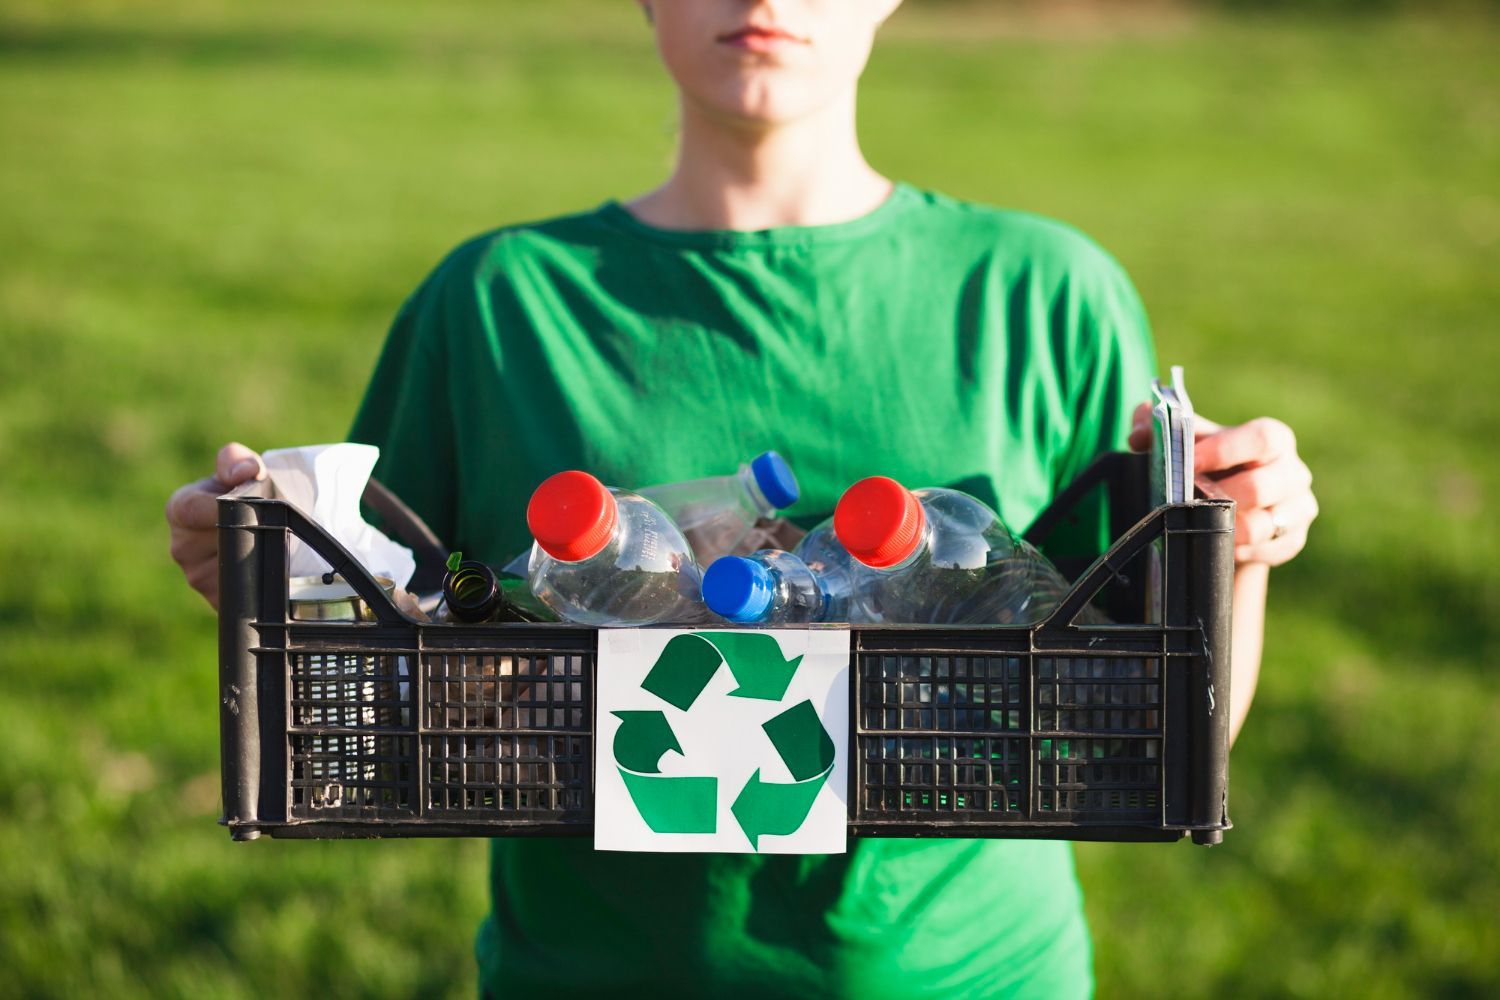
1151, 365, 1197, 506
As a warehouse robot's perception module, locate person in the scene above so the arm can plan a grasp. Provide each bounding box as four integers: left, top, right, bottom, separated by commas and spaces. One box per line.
167, 1, 1318, 995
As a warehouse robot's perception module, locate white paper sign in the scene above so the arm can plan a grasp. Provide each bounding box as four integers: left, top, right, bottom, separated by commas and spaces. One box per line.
595, 628, 850, 855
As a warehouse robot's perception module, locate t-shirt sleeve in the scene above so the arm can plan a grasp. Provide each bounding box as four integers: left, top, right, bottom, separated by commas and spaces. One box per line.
347, 268, 461, 550
1046, 244, 1159, 556
1054, 251, 1159, 489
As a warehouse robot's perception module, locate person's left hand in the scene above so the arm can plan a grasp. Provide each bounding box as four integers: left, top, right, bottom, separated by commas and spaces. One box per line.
1128, 403, 1317, 567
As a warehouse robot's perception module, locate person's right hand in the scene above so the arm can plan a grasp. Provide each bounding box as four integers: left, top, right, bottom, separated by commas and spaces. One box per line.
167, 442, 265, 610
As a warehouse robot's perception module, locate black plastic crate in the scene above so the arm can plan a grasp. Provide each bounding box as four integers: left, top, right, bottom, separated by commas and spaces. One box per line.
217, 452, 1234, 845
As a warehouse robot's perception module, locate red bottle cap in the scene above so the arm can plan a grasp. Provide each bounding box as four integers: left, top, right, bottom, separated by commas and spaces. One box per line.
834, 476, 926, 568
527, 471, 619, 562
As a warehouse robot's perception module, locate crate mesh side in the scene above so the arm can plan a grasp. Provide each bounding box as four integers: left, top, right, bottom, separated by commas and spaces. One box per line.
1036, 736, 1160, 816
427, 734, 589, 813
1037, 656, 1161, 734
863, 735, 1029, 815
290, 651, 409, 730
423, 650, 591, 819
290, 735, 414, 815
289, 652, 413, 819
859, 653, 1027, 733
857, 651, 1164, 825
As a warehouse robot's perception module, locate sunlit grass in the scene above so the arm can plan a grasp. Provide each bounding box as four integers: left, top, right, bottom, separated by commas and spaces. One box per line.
1, 1, 1496, 995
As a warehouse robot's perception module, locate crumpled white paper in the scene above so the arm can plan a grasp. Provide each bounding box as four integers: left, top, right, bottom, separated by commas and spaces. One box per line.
262, 443, 415, 590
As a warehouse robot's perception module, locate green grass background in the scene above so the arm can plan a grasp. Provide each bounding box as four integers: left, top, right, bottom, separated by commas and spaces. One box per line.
2, 0, 1497, 995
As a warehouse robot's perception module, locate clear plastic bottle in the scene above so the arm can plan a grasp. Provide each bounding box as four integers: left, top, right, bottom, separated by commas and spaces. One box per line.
702, 549, 854, 625
833, 476, 1074, 626
793, 515, 860, 617
956, 538, 1080, 625
500, 452, 801, 576
638, 451, 801, 566
524, 470, 709, 626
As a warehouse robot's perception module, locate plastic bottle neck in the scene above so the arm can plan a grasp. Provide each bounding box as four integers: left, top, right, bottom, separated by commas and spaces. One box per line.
556, 516, 625, 567
737, 465, 776, 519
527, 472, 622, 562
865, 520, 931, 574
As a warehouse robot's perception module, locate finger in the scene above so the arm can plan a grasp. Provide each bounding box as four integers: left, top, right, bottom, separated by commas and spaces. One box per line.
1213, 458, 1313, 511
165, 478, 222, 530
1195, 417, 1295, 475
1130, 405, 1225, 453
1236, 490, 1319, 547
185, 560, 221, 606
169, 529, 217, 569
1190, 413, 1224, 438
216, 442, 265, 485
1127, 402, 1152, 453
1235, 525, 1310, 568
1235, 490, 1320, 548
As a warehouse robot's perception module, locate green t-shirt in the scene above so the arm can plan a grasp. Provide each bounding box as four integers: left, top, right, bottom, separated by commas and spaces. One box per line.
349, 182, 1157, 999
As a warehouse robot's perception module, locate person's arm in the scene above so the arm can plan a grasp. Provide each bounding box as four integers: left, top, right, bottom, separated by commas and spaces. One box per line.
1226, 562, 1268, 745
1038, 231, 1316, 748
1129, 408, 1317, 745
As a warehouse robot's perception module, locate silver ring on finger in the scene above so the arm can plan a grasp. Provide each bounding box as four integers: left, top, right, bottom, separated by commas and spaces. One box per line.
1270, 505, 1292, 541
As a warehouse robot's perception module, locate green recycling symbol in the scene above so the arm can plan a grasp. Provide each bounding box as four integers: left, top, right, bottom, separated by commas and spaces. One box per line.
611, 632, 836, 851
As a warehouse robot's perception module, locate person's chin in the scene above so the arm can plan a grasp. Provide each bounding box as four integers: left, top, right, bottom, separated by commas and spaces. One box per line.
703, 84, 820, 128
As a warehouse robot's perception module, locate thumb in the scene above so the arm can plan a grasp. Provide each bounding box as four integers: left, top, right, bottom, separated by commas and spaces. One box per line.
1130, 404, 1225, 452
1191, 413, 1224, 439
215, 442, 265, 486
1127, 402, 1152, 452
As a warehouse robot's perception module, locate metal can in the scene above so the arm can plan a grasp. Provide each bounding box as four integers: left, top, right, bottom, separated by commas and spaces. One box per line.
288, 574, 396, 622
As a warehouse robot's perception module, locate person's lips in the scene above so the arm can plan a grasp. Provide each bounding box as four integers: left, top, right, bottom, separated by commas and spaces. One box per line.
716, 24, 810, 54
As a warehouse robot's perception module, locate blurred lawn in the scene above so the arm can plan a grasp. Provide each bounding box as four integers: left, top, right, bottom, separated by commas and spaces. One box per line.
1, 0, 1497, 996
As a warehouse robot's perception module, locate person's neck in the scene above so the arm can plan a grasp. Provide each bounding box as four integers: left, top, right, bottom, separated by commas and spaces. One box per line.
626, 92, 894, 232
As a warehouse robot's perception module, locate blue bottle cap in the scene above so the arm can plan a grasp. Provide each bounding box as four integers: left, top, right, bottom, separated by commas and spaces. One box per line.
703, 556, 775, 623
750, 451, 799, 510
